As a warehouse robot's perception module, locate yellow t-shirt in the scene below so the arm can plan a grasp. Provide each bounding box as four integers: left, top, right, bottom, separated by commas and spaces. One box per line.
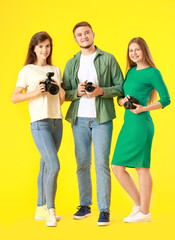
16, 64, 63, 122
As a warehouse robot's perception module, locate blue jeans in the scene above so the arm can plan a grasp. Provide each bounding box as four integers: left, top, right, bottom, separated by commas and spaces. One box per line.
31, 118, 62, 209
72, 117, 113, 212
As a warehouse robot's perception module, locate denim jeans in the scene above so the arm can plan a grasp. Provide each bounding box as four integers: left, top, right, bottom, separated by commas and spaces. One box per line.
72, 117, 113, 212
31, 118, 62, 209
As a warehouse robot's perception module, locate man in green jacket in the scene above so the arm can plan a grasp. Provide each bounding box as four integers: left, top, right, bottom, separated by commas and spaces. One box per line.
62, 21, 124, 226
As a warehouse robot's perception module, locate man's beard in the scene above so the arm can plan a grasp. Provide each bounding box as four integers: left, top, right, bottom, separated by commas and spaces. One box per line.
80, 42, 93, 49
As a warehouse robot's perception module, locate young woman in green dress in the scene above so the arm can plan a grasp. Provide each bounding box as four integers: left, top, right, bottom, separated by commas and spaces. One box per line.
111, 37, 170, 223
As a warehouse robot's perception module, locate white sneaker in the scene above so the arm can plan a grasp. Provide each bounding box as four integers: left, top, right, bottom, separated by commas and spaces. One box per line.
124, 211, 151, 223
46, 208, 57, 227
35, 205, 62, 221
123, 205, 140, 222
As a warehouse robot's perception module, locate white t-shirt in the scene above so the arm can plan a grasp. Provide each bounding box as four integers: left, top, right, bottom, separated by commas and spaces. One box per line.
77, 52, 98, 117
16, 64, 63, 122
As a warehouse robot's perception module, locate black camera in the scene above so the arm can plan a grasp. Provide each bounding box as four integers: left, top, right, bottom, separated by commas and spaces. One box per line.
40, 72, 59, 95
85, 82, 95, 92
124, 96, 139, 109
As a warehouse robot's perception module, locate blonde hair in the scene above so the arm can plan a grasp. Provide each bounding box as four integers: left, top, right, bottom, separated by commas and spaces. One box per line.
126, 37, 157, 104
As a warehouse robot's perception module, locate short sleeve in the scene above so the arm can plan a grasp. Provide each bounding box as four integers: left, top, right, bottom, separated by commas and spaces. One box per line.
16, 68, 27, 88
54, 66, 62, 84
151, 69, 170, 108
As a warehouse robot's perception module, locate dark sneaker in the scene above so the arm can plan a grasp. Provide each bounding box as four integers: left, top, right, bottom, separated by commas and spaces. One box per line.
97, 211, 110, 226
73, 206, 91, 219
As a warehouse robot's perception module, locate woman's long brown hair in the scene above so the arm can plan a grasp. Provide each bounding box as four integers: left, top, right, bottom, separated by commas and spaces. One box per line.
126, 37, 157, 104
24, 31, 53, 66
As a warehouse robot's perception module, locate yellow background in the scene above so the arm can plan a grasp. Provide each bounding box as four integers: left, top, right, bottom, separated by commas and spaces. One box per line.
0, 0, 174, 239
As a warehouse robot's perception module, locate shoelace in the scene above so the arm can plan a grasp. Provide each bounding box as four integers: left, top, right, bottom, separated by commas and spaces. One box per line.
48, 209, 56, 221
130, 206, 140, 215
100, 212, 109, 218
44, 206, 47, 211
77, 205, 89, 211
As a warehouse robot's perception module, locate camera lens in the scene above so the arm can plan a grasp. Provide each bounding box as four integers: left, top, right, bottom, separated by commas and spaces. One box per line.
85, 82, 95, 92
86, 85, 94, 92
130, 97, 139, 109
47, 83, 59, 95
124, 96, 139, 109
124, 101, 132, 109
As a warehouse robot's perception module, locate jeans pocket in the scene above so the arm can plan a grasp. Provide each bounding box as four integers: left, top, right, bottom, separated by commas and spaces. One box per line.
37, 119, 50, 131
31, 121, 38, 130
31, 119, 50, 131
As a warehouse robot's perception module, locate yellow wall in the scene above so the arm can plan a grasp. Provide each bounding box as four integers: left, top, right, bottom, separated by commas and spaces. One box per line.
0, 0, 174, 236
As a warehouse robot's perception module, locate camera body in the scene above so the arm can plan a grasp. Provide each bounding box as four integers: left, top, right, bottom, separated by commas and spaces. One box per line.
40, 72, 59, 95
85, 82, 95, 92
124, 96, 139, 109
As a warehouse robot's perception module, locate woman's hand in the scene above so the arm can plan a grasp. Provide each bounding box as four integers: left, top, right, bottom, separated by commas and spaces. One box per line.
11, 80, 45, 104
51, 79, 59, 86
48, 79, 65, 104
34, 81, 46, 95
59, 86, 65, 96
130, 102, 163, 114
118, 95, 130, 106
130, 103, 144, 114
59, 85, 65, 105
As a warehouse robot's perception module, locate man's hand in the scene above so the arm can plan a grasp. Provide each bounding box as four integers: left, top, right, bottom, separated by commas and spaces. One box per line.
77, 81, 87, 97
86, 84, 104, 97
118, 95, 130, 106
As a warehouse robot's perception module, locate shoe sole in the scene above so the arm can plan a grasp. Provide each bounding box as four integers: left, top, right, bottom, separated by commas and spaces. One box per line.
35, 216, 62, 221
124, 217, 151, 223
123, 209, 141, 222
56, 216, 62, 221
73, 213, 91, 220
35, 216, 46, 220
97, 222, 109, 226
46, 223, 57, 227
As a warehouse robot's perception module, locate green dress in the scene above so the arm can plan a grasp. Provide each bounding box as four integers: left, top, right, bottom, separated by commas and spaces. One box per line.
112, 67, 170, 168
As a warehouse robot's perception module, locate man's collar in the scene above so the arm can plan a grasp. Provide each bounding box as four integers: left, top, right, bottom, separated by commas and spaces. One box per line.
95, 46, 103, 56
74, 46, 103, 60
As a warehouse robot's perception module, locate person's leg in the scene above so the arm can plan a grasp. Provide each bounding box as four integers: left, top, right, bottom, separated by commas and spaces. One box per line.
72, 117, 92, 207
92, 120, 112, 212
31, 119, 60, 210
52, 119, 63, 152
122, 167, 152, 223
37, 157, 46, 206
112, 165, 140, 206
136, 167, 152, 214
31, 121, 46, 207
51, 119, 63, 201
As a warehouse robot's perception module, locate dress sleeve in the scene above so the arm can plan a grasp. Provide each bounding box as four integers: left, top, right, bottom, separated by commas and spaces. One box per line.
16, 68, 27, 88
151, 69, 171, 108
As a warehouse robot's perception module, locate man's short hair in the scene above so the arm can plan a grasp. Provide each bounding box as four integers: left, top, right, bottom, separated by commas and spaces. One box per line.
73, 21, 93, 35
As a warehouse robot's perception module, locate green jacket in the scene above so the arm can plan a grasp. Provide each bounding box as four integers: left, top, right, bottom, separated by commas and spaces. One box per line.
62, 47, 124, 124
